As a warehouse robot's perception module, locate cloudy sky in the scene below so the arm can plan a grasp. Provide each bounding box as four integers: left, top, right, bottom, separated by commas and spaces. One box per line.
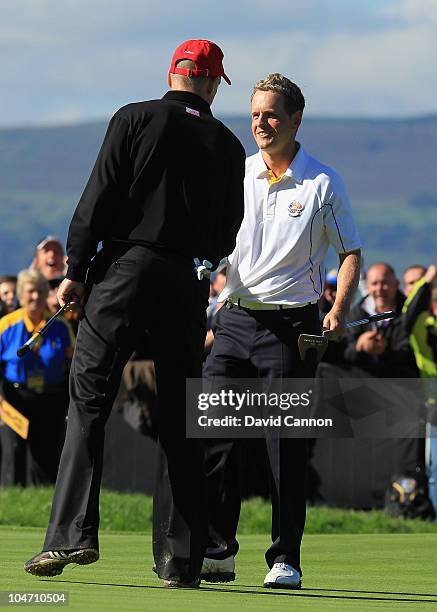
1, 0, 436, 127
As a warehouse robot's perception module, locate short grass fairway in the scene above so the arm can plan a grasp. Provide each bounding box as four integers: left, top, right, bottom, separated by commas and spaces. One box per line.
1, 527, 436, 611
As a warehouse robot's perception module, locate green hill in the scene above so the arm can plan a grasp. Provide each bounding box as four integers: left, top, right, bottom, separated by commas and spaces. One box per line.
1, 116, 436, 275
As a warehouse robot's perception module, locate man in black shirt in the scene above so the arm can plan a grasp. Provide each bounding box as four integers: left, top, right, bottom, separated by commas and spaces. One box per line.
24, 39, 245, 588
344, 263, 417, 377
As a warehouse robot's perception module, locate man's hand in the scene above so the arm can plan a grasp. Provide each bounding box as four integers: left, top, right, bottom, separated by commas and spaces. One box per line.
425, 264, 437, 285
322, 308, 346, 339
193, 258, 213, 281
57, 279, 85, 309
372, 334, 386, 356
193, 257, 228, 281
356, 330, 386, 355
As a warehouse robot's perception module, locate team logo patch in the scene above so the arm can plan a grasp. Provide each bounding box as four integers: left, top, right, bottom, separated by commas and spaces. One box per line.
288, 201, 304, 217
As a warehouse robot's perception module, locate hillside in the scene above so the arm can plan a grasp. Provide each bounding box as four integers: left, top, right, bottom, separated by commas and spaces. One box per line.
0, 115, 436, 275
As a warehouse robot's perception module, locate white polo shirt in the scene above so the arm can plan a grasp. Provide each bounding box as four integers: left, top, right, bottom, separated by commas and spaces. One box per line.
219, 144, 361, 306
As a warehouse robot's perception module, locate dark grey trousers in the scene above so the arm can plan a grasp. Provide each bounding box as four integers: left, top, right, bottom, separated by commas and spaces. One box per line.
204, 303, 320, 573
43, 245, 209, 582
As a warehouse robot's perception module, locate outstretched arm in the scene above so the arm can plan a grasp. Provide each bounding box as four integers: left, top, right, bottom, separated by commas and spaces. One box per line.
402, 264, 437, 334
322, 249, 361, 337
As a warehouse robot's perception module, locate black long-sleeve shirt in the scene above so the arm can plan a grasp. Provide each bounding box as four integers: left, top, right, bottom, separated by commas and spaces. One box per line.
343, 291, 418, 378
66, 90, 246, 281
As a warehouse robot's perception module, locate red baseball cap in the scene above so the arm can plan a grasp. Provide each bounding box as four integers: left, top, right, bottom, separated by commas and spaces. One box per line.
169, 39, 231, 85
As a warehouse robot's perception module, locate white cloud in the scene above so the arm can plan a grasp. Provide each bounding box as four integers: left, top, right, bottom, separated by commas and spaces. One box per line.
213, 20, 436, 116
382, 0, 437, 24
39, 103, 87, 125
0, 0, 436, 126
304, 25, 436, 115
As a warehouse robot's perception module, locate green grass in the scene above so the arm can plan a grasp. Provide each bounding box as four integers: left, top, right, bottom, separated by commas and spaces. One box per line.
1, 528, 436, 611
1, 487, 437, 535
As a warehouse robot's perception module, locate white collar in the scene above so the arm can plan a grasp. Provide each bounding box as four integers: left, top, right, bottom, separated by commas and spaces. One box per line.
254, 143, 308, 184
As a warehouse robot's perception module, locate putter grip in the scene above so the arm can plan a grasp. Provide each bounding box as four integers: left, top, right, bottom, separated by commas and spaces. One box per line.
16, 333, 39, 358
368, 311, 395, 322
345, 310, 395, 328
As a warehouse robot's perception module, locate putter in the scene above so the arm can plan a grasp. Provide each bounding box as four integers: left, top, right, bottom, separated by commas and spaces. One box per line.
298, 311, 395, 362
17, 303, 71, 358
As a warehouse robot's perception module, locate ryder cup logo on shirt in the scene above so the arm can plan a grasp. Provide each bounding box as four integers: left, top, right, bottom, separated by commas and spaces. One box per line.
288, 201, 304, 217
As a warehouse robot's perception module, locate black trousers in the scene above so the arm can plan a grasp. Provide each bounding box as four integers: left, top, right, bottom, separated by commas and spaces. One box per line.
43, 245, 209, 582
204, 303, 320, 573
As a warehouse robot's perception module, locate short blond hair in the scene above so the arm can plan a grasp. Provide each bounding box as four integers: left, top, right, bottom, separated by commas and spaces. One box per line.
16, 269, 50, 301
251, 73, 305, 117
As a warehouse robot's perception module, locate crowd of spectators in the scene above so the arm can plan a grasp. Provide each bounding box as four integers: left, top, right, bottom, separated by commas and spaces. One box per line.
315, 260, 437, 516
0, 238, 436, 517
0, 238, 73, 486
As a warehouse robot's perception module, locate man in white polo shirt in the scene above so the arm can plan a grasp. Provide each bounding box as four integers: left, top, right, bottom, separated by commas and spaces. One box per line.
202, 74, 361, 589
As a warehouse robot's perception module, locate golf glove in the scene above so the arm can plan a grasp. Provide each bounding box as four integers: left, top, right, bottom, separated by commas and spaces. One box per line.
193, 258, 213, 281
193, 257, 228, 281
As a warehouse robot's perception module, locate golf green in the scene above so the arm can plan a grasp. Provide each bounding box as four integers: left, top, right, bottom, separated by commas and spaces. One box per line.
1, 527, 436, 611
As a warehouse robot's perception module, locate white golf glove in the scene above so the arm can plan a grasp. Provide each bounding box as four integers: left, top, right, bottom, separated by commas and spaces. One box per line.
193, 258, 213, 281
193, 257, 228, 281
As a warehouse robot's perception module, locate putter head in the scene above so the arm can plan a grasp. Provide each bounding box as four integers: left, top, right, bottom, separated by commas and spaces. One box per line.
298, 333, 328, 363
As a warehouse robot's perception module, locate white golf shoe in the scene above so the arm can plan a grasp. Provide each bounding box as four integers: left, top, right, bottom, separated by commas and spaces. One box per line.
263, 563, 301, 589
200, 555, 235, 583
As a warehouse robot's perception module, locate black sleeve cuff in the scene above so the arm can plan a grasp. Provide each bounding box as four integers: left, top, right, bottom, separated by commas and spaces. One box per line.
66, 263, 89, 283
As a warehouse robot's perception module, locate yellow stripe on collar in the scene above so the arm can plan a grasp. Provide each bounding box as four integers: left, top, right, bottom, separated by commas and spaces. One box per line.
22, 310, 50, 334
268, 169, 284, 186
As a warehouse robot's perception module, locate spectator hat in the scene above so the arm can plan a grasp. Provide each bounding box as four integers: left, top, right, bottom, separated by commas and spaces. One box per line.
169, 39, 231, 85
325, 269, 338, 286
36, 236, 64, 253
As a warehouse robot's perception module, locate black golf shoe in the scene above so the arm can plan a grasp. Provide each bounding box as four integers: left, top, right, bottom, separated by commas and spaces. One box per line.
24, 548, 99, 577
163, 577, 201, 588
